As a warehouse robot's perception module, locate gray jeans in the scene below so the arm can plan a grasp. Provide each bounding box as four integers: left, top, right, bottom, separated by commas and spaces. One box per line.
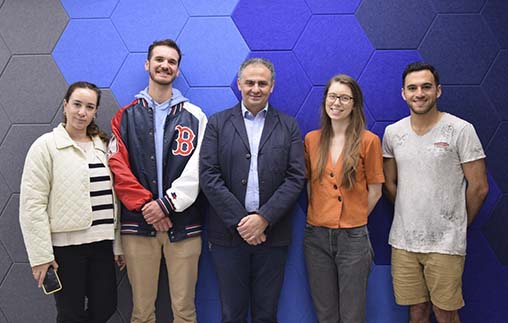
304, 224, 373, 323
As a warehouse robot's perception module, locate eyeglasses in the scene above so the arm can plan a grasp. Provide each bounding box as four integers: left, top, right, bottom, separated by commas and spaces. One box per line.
326, 94, 354, 104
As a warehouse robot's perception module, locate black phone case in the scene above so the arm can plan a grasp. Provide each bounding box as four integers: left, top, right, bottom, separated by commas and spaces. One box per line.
42, 267, 62, 295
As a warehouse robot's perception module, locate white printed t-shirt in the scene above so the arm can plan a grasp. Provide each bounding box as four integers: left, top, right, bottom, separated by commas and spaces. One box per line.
382, 113, 485, 255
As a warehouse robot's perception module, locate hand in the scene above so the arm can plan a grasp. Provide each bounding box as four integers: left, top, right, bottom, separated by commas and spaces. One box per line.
142, 200, 166, 224
153, 217, 173, 232
237, 213, 269, 245
32, 260, 58, 288
115, 255, 126, 271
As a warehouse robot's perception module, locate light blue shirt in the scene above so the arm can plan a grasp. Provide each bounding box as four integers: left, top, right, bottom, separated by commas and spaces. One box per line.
241, 102, 268, 212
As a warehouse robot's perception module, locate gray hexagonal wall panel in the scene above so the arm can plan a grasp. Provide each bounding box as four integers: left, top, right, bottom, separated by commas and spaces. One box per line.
0, 195, 28, 263
0, 104, 10, 144
0, 124, 52, 192
0, 172, 10, 218
0, 0, 68, 54
0, 36, 10, 74
0, 263, 56, 322
0, 242, 12, 286
0, 55, 67, 123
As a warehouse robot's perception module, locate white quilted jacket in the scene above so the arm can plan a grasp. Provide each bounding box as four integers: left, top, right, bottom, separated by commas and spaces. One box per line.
19, 124, 122, 266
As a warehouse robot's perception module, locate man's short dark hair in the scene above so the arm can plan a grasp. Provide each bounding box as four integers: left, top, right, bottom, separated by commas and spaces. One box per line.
402, 62, 440, 87
147, 39, 182, 65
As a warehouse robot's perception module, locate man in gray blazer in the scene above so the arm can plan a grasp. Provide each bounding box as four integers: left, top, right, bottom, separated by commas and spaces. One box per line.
199, 57, 305, 323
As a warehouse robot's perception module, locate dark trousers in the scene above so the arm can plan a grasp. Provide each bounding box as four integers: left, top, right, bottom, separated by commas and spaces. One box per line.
304, 224, 373, 323
209, 242, 288, 323
53, 240, 117, 323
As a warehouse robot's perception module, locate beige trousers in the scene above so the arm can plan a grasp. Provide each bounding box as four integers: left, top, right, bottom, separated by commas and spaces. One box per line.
122, 233, 202, 323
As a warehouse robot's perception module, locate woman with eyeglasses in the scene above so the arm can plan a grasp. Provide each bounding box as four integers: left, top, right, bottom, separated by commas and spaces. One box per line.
304, 74, 384, 322
19, 81, 125, 322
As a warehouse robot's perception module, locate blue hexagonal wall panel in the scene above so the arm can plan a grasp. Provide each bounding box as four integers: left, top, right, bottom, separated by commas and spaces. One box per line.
294, 15, 374, 85
61, 0, 118, 18
366, 265, 408, 322
440, 86, 500, 145
231, 51, 312, 117
186, 87, 238, 117
304, 0, 361, 14
419, 15, 500, 84
482, 0, 508, 48
53, 19, 128, 88
178, 17, 249, 86
296, 86, 324, 137
482, 195, 508, 265
483, 50, 508, 120
469, 174, 501, 230
429, 0, 486, 13
462, 230, 508, 321
485, 122, 508, 192
356, 0, 435, 49
111, 53, 189, 107
181, 0, 239, 16
232, 0, 311, 50
359, 50, 422, 122
111, 0, 188, 52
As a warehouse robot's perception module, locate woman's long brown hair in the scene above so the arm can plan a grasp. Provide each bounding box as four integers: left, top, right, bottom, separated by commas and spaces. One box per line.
314, 74, 366, 189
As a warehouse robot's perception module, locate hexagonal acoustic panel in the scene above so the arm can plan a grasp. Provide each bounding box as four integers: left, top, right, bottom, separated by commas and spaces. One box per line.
429, 0, 486, 13
482, 0, 508, 48
483, 50, 508, 120
0, 263, 56, 322
0, 195, 28, 263
296, 86, 324, 137
439, 86, 500, 145
0, 104, 10, 144
232, 0, 311, 50
111, 0, 188, 52
359, 50, 422, 122
185, 87, 238, 117
304, 0, 361, 14
294, 15, 374, 85
0, 0, 68, 54
0, 124, 53, 192
0, 36, 10, 74
485, 122, 508, 192
180, 0, 239, 16
419, 14, 500, 84
53, 19, 128, 88
0, 55, 67, 123
356, 0, 435, 49
0, 171, 11, 218
61, 0, 119, 18
482, 195, 508, 265
178, 17, 249, 86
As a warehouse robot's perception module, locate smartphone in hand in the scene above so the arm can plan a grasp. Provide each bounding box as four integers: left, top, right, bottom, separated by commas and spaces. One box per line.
42, 266, 62, 295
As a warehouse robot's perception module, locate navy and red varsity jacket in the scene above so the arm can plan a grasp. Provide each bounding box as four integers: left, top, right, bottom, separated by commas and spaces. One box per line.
108, 96, 207, 242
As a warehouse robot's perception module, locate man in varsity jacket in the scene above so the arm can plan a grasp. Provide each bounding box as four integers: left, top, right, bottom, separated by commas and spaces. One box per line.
108, 39, 207, 323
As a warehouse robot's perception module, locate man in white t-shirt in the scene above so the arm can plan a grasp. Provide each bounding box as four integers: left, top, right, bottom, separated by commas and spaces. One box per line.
382, 62, 489, 323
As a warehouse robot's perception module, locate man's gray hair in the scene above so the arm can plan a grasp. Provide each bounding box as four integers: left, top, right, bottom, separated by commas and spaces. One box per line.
238, 57, 275, 81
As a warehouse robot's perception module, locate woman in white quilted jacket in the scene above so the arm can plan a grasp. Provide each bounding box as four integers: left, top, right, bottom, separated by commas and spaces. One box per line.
19, 81, 125, 323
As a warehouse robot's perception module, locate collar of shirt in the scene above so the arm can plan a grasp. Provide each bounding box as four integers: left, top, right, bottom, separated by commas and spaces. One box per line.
241, 102, 268, 120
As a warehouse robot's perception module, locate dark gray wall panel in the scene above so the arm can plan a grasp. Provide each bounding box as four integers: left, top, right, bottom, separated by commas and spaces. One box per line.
0, 105, 9, 144
0, 0, 68, 54
0, 36, 9, 74
0, 263, 56, 322
0, 195, 27, 263
0, 124, 52, 192
0, 242, 12, 285
0, 56, 67, 123
0, 173, 10, 219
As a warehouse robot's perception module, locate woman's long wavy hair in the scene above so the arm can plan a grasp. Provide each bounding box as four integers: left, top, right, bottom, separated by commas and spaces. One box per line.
314, 74, 366, 189
63, 81, 109, 142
